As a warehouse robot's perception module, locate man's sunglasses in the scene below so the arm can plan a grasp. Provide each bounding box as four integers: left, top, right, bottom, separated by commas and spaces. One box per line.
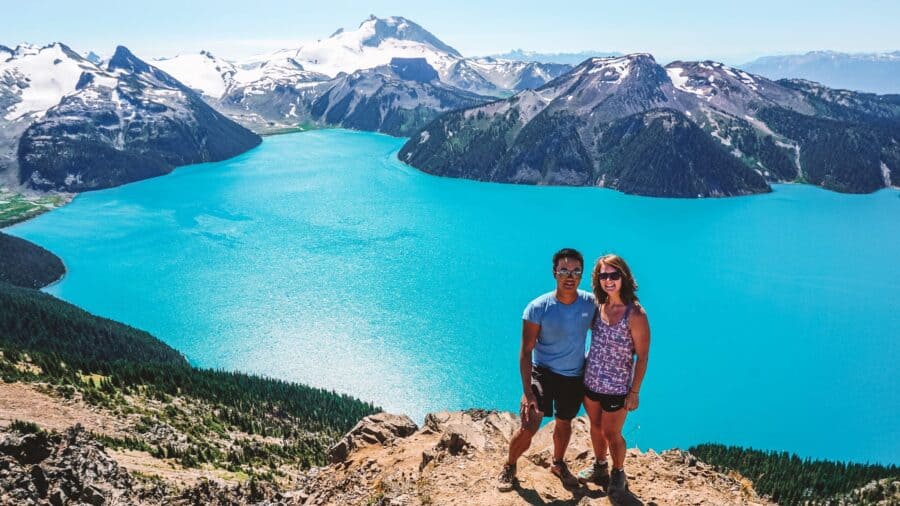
597, 271, 622, 281
556, 268, 583, 278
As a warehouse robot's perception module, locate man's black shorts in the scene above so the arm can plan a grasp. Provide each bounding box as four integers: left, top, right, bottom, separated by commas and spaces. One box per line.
531, 366, 584, 420
585, 389, 627, 412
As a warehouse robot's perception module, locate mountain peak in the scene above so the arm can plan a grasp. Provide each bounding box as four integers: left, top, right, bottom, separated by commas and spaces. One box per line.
346, 15, 461, 57
107, 45, 151, 74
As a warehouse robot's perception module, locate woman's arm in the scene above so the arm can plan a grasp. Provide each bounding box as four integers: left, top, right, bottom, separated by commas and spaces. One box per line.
626, 305, 650, 411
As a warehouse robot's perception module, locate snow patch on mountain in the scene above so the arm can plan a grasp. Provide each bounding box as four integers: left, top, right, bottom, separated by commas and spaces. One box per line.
1, 43, 98, 120
152, 51, 237, 98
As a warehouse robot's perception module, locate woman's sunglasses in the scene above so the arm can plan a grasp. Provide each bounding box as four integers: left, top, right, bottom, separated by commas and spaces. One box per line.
597, 271, 622, 281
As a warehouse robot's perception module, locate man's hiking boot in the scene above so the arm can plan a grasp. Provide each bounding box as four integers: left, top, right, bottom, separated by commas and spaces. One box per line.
497, 463, 517, 492
609, 467, 628, 496
550, 460, 580, 489
577, 459, 610, 487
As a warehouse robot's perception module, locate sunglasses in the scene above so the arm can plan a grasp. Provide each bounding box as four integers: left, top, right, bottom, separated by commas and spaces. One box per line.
597, 271, 622, 281
556, 268, 583, 278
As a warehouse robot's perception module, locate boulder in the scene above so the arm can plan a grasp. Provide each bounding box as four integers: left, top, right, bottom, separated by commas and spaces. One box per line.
328, 413, 418, 463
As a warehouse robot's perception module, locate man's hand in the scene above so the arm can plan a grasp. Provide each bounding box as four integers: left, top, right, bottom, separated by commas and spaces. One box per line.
520, 392, 538, 421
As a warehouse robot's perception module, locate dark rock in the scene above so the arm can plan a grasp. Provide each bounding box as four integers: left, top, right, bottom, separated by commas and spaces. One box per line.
390, 58, 439, 83
29, 465, 47, 497
48, 488, 66, 506
81, 484, 106, 505
0, 433, 51, 465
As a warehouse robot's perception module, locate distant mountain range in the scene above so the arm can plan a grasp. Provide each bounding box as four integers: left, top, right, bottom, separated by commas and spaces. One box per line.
2, 17, 899, 198
489, 49, 623, 65
150, 16, 571, 132
401, 55, 900, 197
740, 51, 900, 94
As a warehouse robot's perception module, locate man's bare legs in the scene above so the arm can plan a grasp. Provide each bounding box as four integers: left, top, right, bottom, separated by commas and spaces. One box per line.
506, 405, 542, 465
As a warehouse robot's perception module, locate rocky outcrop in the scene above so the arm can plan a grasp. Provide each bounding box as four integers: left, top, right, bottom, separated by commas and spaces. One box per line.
328, 413, 418, 464
299, 409, 773, 505
10, 409, 895, 505
0, 424, 169, 505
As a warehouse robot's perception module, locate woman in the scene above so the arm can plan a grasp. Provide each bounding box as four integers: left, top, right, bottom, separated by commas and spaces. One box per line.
577, 254, 650, 495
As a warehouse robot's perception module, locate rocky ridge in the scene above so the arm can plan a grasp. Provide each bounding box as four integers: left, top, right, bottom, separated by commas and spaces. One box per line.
400, 54, 900, 197
3, 385, 897, 505
0, 409, 774, 506
0, 43, 260, 193
302, 410, 772, 505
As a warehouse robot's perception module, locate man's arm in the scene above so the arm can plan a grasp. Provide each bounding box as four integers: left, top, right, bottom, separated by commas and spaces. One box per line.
520, 319, 541, 421
625, 306, 650, 411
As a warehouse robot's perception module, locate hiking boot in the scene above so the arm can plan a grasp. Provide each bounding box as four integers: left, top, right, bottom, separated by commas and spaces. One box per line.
550, 460, 580, 489
609, 467, 628, 495
497, 463, 517, 492
577, 459, 610, 487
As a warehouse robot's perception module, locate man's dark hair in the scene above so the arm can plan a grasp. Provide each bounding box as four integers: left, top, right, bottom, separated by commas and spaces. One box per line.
552, 248, 583, 269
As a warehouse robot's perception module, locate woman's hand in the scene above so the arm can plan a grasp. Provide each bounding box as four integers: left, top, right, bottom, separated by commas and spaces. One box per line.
625, 391, 640, 411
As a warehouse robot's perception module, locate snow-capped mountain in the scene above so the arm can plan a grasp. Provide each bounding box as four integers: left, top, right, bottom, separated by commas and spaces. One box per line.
401, 54, 900, 197
198, 16, 565, 99
255, 15, 463, 79
444, 57, 570, 95
489, 49, 623, 65
740, 51, 900, 95
1, 43, 259, 192
1, 43, 99, 122
0, 43, 103, 185
152, 50, 238, 99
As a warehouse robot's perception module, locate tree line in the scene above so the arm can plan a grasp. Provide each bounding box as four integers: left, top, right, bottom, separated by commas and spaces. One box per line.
690, 443, 899, 504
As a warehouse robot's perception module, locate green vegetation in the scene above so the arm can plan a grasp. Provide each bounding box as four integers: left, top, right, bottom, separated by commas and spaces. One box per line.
0, 190, 67, 227
0, 231, 65, 289
592, 110, 770, 197
758, 107, 900, 193
690, 443, 899, 505
9, 419, 45, 435
0, 279, 378, 474
0, 281, 188, 367
0, 230, 378, 479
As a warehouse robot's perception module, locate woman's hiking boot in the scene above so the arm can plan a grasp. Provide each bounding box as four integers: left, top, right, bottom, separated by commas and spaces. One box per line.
577, 459, 610, 487
496, 463, 517, 491
550, 460, 580, 489
609, 467, 629, 495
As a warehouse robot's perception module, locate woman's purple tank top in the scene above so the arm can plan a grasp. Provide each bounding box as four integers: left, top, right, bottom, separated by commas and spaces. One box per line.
584, 304, 634, 395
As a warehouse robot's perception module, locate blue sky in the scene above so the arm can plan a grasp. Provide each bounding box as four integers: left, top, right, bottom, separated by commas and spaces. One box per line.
5, 0, 899, 63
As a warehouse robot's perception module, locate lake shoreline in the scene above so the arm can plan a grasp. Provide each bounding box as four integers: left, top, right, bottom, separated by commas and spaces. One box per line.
6, 130, 899, 465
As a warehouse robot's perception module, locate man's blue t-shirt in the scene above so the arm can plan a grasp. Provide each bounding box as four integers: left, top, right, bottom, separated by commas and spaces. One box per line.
523, 290, 596, 377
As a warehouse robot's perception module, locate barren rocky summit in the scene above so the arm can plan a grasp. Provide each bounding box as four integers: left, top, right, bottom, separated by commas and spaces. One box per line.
297, 410, 773, 505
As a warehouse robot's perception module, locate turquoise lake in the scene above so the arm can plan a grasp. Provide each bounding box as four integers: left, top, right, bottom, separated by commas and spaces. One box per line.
8, 129, 899, 464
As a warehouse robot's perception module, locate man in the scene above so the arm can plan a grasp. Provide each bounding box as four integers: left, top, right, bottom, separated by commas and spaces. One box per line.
497, 248, 596, 491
